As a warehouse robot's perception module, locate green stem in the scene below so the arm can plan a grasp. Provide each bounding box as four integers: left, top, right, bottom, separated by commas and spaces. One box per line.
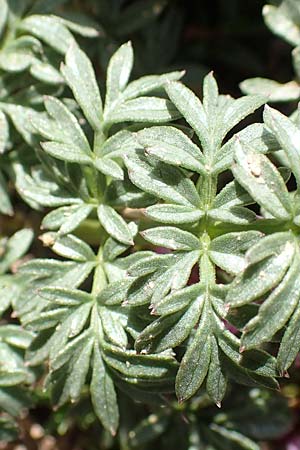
207, 218, 300, 239
197, 173, 218, 283
197, 174, 217, 211
93, 129, 107, 156
199, 233, 216, 284
91, 246, 107, 296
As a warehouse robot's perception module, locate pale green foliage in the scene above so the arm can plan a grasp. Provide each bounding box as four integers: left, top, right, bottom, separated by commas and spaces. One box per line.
0, 230, 34, 441
0, 0, 99, 215
0, 10, 299, 448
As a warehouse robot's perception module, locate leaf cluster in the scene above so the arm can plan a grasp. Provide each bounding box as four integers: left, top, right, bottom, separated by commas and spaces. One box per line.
0, 2, 299, 448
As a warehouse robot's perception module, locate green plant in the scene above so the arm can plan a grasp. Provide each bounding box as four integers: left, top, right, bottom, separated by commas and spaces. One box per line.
0, 229, 34, 441
1, 1, 300, 449
0, 0, 99, 216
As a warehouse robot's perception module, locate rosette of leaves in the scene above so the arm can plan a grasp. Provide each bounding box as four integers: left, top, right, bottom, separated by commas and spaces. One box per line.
241, 0, 300, 103
226, 104, 300, 376
0, 229, 34, 441
120, 73, 282, 405
21, 40, 183, 239
17, 231, 177, 436
12, 42, 186, 435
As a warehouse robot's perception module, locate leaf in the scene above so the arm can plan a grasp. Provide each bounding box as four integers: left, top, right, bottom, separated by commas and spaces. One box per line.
125, 150, 200, 207
30, 60, 64, 84
24, 308, 69, 331
145, 204, 203, 224
241, 254, 300, 350
41, 142, 93, 164
67, 338, 93, 401
50, 329, 91, 371
0, 37, 37, 72
292, 45, 300, 78
50, 234, 96, 262
19, 15, 75, 53
220, 95, 266, 143
43, 96, 91, 153
213, 123, 281, 174
94, 157, 124, 180
227, 233, 295, 307
99, 307, 128, 348
0, 171, 13, 216
175, 303, 211, 402
103, 344, 177, 379
137, 125, 205, 173
90, 342, 119, 435
100, 129, 136, 157
165, 81, 209, 149
232, 140, 292, 220
149, 251, 200, 308
263, 3, 300, 46
277, 303, 300, 371
206, 336, 227, 405
209, 207, 256, 225
154, 281, 203, 316
97, 279, 134, 306
0, 325, 33, 349
123, 71, 184, 100
213, 181, 253, 209
105, 41, 133, 110
210, 232, 262, 275
61, 44, 103, 130
127, 253, 175, 278
0, 229, 33, 275
53, 12, 101, 37
0, 0, 8, 38
264, 105, 300, 187
38, 287, 92, 307
240, 78, 300, 102
1, 104, 41, 145
217, 331, 278, 390
141, 226, 199, 251
42, 204, 93, 235
98, 204, 134, 245
105, 97, 181, 125
102, 227, 139, 262
0, 110, 8, 154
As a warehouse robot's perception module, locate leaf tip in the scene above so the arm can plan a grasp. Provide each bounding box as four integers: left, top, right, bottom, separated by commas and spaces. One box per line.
110, 427, 117, 437
224, 303, 231, 315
